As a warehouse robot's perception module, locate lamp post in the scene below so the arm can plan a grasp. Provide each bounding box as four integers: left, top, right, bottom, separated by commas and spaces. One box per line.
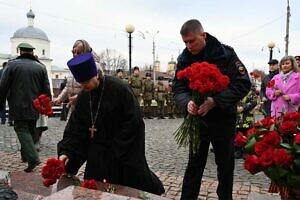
125, 24, 135, 75
146, 30, 159, 82
267, 41, 276, 61
285, 0, 290, 56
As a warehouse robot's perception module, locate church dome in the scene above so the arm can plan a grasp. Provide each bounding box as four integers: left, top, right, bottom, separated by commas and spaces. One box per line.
13, 27, 49, 41
12, 9, 49, 41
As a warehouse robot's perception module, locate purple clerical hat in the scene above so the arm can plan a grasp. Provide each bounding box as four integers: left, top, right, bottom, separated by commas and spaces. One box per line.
67, 52, 97, 83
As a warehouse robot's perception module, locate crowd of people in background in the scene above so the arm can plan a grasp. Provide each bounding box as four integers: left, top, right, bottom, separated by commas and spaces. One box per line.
0, 17, 300, 200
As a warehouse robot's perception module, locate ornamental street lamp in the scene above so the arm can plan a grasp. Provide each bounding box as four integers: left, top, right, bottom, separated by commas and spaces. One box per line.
125, 24, 135, 75
267, 41, 276, 61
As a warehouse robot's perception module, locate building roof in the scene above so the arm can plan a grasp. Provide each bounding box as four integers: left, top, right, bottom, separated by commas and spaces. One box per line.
51, 65, 69, 72
12, 9, 49, 41
12, 26, 49, 41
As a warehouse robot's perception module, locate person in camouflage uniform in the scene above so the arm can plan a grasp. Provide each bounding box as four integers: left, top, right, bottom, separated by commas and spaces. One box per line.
166, 79, 175, 119
235, 86, 257, 159
143, 73, 154, 119
128, 66, 143, 105
154, 76, 167, 119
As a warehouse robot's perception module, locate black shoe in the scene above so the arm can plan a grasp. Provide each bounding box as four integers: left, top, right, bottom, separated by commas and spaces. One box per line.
21, 158, 27, 163
1, 121, 5, 125
9, 122, 13, 126
24, 161, 41, 172
147, 116, 153, 119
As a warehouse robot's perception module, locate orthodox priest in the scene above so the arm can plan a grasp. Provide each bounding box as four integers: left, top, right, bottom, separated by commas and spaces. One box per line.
57, 52, 165, 195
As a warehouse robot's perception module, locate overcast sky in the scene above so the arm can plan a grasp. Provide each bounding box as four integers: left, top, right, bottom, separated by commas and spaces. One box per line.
0, 0, 299, 73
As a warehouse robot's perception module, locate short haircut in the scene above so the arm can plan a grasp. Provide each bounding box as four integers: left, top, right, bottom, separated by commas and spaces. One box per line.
279, 55, 299, 72
180, 19, 204, 35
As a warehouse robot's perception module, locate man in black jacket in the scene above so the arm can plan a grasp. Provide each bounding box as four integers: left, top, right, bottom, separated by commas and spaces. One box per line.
0, 43, 51, 172
173, 19, 251, 200
260, 59, 279, 117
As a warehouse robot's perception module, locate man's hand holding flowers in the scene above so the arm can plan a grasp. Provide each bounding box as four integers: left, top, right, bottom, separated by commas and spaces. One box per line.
197, 97, 216, 116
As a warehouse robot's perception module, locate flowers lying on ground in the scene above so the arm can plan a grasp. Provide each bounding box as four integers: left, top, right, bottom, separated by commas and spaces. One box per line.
234, 112, 300, 188
41, 158, 114, 192
41, 158, 65, 187
174, 62, 230, 154
81, 179, 98, 190
33, 94, 53, 116
103, 179, 115, 193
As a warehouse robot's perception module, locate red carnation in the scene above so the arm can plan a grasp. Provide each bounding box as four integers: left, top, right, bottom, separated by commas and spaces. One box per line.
254, 141, 271, 156
246, 127, 257, 137
283, 112, 300, 123
260, 148, 274, 167
176, 62, 230, 94
267, 80, 275, 88
244, 155, 261, 174
254, 117, 275, 130
273, 149, 293, 168
43, 178, 56, 187
279, 120, 297, 135
294, 133, 300, 144
33, 94, 53, 117
262, 131, 281, 147
81, 179, 98, 190
234, 132, 248, 147
41, 158, 65, 184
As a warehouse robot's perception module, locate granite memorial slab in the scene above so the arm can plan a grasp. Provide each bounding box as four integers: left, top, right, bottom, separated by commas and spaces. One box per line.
10, 171, 52, 197
54, 175, 169, 200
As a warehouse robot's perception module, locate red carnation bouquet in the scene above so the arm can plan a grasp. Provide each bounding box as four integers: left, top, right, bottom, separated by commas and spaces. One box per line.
41, 158, 66, 187
174, 62, 230, 154
33, 94, 53, 117
234, 112, 300, 189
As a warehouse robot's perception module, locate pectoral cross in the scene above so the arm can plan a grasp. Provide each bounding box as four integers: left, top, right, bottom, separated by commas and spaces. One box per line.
89, 125, 97, 139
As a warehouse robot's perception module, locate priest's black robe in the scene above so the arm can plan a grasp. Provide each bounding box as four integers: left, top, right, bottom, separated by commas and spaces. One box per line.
57, 76, 165, 195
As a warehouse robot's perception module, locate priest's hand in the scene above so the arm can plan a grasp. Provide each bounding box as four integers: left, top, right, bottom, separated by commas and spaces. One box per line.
59, 154, 69, 166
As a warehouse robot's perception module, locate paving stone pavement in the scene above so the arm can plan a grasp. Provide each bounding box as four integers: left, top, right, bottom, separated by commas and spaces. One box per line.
0, 117, 280, 199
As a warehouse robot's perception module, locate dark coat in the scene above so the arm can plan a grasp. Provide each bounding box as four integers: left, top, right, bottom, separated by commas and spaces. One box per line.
57, 76, 165, 195
260, 70, 279, 116
0, 54, 51, 120
173, 33, 251, 123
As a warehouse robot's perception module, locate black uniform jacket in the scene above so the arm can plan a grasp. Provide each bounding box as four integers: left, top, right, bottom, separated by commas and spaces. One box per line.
173, 33, 251, 122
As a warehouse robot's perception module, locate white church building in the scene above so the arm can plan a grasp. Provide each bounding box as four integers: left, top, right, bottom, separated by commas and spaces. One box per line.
0, 9, 54, 91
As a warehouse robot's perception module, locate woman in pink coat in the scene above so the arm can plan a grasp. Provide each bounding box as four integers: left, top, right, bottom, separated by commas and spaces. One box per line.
266, 56, 300, 118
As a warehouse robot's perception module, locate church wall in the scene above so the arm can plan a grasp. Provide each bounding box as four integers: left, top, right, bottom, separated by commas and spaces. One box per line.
10, 38, 50, 58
